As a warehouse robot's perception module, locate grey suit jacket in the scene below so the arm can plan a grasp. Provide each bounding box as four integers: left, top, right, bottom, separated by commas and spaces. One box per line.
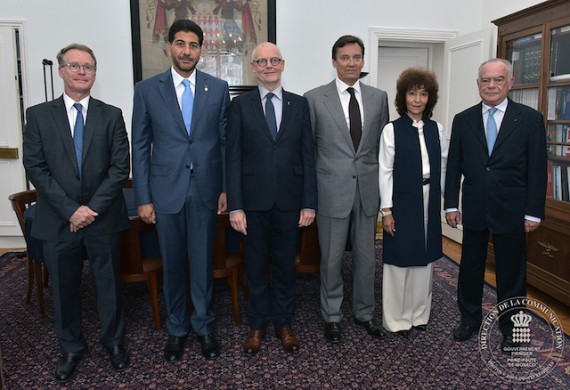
305, 80, 389, 218
23, 96, 130, 241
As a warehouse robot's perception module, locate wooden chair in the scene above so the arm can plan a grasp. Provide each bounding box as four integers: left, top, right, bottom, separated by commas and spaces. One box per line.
8, 189, 48, 317
120, 216, 163, 330
295, 221, 321, 273
213, 213, 246, 325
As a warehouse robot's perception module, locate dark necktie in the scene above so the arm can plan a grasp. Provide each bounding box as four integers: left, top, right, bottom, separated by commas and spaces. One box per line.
347, 87, 362, 150
73, 103, 84, 179
486, 107, 498, 156
265, 92, 278, 140
181, 79, 193, 135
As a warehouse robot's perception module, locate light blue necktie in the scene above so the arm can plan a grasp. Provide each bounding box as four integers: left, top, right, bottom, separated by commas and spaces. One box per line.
73, 103, 84, 179
265, 92, 277, 140
181, 79, 194, 135
486, 107, 498, 156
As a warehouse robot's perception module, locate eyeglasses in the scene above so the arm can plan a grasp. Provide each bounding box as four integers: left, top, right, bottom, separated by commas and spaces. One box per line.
61, 63, 96, 73
478, 76, 508, 86
252, 57, 282, 67
336, 55, 363, 64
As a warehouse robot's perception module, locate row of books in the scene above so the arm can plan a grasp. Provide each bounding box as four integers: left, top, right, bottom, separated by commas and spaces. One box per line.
547, 124, 570, 157
548, 163, 570, 201
510, 89, 539, 110
512, 43, 541, 84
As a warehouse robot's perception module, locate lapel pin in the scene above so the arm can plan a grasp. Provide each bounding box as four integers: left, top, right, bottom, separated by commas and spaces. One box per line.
204, 85, 208, 92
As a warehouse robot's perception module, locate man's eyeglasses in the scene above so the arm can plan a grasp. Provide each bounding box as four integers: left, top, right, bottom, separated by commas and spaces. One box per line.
479, 76, 508, 86
61, 63, 96, 74
252, 57, 282, 67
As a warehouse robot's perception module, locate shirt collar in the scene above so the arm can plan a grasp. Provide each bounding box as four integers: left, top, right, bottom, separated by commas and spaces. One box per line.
258, 85, 283, 101
171, 67, 196, 88
336, 78, 361, 95
63, 93, 90, 111
483, 98, 508, 114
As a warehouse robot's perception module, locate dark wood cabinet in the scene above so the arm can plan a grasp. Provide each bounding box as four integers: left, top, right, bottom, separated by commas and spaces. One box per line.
492, 0, 570, 305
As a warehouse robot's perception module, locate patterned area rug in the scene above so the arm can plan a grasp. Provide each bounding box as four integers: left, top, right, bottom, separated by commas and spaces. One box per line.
0, 243, 569, 389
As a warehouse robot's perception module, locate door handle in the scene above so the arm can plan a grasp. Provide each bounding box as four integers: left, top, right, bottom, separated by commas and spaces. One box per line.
0, 147, 19, 159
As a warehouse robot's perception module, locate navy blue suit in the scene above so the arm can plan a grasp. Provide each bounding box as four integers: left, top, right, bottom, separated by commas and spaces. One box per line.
226, 88, 317, 329
132, 68, 229, 336
23, 96, 130, 353
445, 99, 547, 334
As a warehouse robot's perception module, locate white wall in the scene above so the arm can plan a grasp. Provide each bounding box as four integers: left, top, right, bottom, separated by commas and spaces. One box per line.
0, 0, 134, 129
0, 0, 547, 126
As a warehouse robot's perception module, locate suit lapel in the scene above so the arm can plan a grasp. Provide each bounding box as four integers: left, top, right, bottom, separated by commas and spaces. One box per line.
249, 89, 275, 142
157, 70, 187, 137
277, 90, 293, 141
83, 98, 101, 168
493, 100, 520, 153
322, 81, 354, 150
192, 70, 208, 138
467, 103, 487, 152
51, 97, 80, 175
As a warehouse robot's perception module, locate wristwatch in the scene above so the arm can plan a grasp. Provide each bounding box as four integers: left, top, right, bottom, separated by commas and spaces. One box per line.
380, 209, 392, 217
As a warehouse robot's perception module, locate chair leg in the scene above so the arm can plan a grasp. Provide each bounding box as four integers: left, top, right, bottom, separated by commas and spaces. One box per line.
226, 270, 240, 326
242, 271, 249, 301
26, 258, 34, 303
147, 273, 161, 330
33, 261, 46, 317
43, 265, 49, 287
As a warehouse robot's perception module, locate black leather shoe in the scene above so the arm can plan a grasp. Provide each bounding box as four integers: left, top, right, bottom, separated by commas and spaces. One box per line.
324, 322, 342, 344
452, 323, 478, 342
105, 345, 129, 371
396, 329, 411, 337
198, 334, 220, 360
54, 352, 84, 382
501, 335, 520, 354
164, 335, 187, 362
355, 319, 387, 338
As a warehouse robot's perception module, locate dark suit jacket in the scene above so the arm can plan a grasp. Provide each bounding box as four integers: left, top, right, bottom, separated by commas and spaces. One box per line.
132, 69, 229, 212
23, 96, 130, 241
444, 99, 547, 234
226, 88, 317, 212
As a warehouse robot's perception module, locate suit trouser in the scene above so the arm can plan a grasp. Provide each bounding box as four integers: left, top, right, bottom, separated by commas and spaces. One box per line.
155, 178, 216, 337
244, 208, 300, 330
458, 228, 526, 335
318, 187, 377, 323
43, 232, 125, 353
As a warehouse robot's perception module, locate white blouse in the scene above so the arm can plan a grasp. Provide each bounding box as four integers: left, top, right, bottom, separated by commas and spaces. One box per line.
378, 119, 449, 209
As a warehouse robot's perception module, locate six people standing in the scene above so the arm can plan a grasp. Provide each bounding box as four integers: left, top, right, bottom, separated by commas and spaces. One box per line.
19, 18, 548, 381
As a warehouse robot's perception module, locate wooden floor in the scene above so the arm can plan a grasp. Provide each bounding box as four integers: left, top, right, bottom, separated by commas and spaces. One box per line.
443, 236, 570, 333
2, 238, 569, 332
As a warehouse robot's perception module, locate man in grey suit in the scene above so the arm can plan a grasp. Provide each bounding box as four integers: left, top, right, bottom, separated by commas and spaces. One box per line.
132, 20, 230, 361
23, 43, 130, 381
305, 35, 389, 343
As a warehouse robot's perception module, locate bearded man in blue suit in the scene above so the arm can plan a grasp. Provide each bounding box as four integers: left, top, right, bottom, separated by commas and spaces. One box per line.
132, 19, 230, 361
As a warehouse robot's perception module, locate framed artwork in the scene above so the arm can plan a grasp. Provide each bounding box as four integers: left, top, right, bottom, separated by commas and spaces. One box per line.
130, 0, 276, 94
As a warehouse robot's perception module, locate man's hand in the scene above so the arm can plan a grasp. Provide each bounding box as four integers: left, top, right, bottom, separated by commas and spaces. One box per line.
229, 210, 247, 235
525, 219, 541, 233
138, 203, 156, 224
298, 209, 315, 227
217, 192, 227, 214
69, 205, 98, 232
382, 215, 396, 236
446, 211, 462, 228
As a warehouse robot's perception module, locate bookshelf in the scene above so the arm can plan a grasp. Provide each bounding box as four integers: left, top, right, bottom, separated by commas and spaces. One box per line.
493, 0, 570, 306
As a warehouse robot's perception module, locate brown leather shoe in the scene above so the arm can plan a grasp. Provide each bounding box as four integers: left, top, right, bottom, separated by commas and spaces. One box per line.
244, 329, 266, 356
275, 327, 300, 353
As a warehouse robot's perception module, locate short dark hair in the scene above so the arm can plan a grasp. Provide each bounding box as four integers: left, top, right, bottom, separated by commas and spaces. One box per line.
394, 67, 439, 118
56, 43, 97, 69
168, 19, 204, 46
332, 35, 364, 60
